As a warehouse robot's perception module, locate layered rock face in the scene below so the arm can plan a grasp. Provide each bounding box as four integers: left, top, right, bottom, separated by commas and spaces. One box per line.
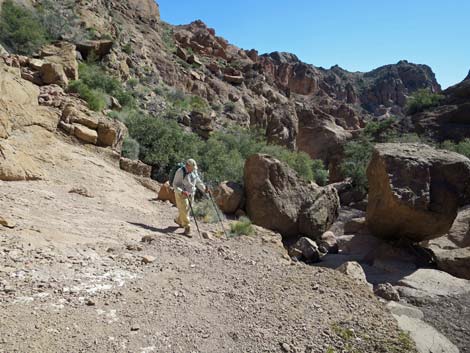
244, 154, 339, 239
366, 143, 470, 242
0, 62, 59, 181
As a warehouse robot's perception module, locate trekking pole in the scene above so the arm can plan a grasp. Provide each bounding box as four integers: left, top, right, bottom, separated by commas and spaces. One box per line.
207, 190, 228, 237
188, 197, 202, 238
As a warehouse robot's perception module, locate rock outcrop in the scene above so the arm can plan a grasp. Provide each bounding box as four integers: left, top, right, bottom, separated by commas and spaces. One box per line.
409, 75, 470, 142
244, 154, 339, 239
0, 62, 59, 181
366, 143, 470, 242
120, 158, 152, 178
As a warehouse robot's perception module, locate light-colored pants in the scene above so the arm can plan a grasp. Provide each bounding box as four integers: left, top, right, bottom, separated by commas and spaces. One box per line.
175, 192, 191, 227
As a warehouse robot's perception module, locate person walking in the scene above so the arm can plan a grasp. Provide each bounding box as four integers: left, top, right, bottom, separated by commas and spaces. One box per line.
172, 158, 207, 237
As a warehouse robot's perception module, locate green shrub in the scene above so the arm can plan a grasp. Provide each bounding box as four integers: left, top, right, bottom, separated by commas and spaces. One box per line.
197, 138, 245, 184
122, 43, 132, 54
192, 198, 223, 223
340, 137, 373, 195
440, 139, 470, 159
126, 114, 203, 180
0, 0, 49, 55
121, 137, 140, 160
189, 95, 210, 113
161, 22, 176, 52
406, 89, 444, 115
211, 103, 222, 112
259, 145, 329, 185
311, 159, 329, 186
69, 62, 135, 110
230, 217, 254, 236
224, 101, 236, 113
340, 119, 399, 194
68, 81, 106, 111
127, 78, 139, 89
107, 108, 140, 123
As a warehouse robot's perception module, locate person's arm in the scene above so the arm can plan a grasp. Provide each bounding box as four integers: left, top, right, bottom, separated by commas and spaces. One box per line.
195, 172, 207, 193
172, 168, 184, 194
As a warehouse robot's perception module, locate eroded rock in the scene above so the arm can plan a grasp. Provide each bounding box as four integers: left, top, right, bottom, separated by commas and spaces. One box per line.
367, 143, 470, 242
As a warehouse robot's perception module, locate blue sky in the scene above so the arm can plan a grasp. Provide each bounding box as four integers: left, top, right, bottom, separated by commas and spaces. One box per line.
157, 0, 469, 89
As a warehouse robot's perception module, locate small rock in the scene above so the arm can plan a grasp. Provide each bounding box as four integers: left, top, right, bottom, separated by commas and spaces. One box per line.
202, 231, 211, 239
336, 261, 373, 290
290, 237, 325, 263
69, 187, 94, 198
280, 342, 291, 352
86, 299, 95, 306
141, 235, 155, 243
374, 283, 400, 301
318, 231, 338, 254
126, 244, 143, 251
3, 286, 15, 294
142, 255, 156, 264
0, 216, 16, 229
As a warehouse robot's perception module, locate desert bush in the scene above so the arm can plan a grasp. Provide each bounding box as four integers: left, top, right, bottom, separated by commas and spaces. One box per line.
69, 62, 135, 110
0, 0, 48, 55
340, 137, 373, 195
68, 81, 106, 111
440, 139, 470, 159
192, 198, 223, 223
122, 43, 132, 54
161, 22, 176, 52
230, 217, 254, 236
406, 89, 444, 115
224, 101, 236, 113
121, 137, 140, 160
340, 119, 400, 194
197, 138, 245, 184
126, 114, 203, 180
259, 144, 329, 185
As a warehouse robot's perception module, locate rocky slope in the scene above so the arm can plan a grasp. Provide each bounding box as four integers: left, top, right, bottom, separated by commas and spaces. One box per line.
0, 0, 443, 177
406, 73, 470, 142
0, 62, 415, 352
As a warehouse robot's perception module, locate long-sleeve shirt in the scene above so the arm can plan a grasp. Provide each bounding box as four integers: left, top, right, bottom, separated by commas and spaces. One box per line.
172, 167, 205, 197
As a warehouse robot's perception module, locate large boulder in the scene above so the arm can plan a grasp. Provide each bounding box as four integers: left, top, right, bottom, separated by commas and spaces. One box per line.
244, 154, 339, 239
366, 143, 470, 242
213, 181, 244, 214
40, 42, 78, 81
39, 63, 68, 87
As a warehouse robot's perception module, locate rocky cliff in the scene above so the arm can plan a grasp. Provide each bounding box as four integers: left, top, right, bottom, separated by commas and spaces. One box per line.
0, 0, 439, 173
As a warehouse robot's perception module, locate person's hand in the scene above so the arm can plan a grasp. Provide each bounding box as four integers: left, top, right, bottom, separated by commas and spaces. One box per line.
182, 191, 190, 198
205, 186, 211, 194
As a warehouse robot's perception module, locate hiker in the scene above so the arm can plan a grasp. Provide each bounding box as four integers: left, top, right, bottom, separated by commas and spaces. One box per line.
172, 158, 208, 237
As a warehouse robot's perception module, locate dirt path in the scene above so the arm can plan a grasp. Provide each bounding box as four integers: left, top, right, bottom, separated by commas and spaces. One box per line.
0, 135, 415, 353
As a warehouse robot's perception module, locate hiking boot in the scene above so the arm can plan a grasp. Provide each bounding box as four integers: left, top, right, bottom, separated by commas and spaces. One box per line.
183, 226, 192, 238
174, 218, 182, 227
